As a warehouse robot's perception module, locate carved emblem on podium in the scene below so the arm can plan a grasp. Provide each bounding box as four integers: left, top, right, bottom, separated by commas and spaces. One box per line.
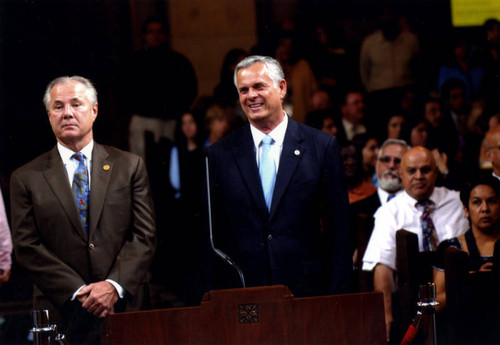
239, 303, 259, 323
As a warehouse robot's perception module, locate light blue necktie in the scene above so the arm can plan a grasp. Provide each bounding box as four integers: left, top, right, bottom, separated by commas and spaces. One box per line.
72, 152, 90, 233
259, 135, 276, 211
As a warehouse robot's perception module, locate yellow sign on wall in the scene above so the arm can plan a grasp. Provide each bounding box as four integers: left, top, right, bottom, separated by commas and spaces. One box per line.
451, 0, 500, 27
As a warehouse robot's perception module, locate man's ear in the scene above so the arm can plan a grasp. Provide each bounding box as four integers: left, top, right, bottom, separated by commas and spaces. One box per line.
279, 79, 287, 99
92, 102, 98, 121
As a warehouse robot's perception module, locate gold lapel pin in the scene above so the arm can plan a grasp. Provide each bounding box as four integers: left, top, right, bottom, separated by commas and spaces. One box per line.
294, 150, 300, 156
103, 164, 110, 171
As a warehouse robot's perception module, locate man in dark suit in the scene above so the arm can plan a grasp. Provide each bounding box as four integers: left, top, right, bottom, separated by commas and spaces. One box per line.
11, 76, 156, 344
208, 56, 351, 297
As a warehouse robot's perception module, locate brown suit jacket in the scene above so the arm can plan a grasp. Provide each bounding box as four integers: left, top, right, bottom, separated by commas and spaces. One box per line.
10, 143, 156, 340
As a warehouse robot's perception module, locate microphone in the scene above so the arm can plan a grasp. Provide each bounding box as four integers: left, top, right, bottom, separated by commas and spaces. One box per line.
205, 155, 246, 288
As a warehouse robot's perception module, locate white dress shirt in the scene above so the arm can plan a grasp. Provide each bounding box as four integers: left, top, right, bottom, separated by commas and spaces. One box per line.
250, 113, 288, 172
342, 118, 366, 141
377, 188, 403, 206
362, 186, 469, 271
58, 141, 93, 188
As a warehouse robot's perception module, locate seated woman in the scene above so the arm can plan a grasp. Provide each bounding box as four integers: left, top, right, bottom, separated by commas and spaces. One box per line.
433, 176, 500, 310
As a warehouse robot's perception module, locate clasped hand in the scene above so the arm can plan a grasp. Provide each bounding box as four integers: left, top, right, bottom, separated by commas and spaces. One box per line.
76, 281, 119, 318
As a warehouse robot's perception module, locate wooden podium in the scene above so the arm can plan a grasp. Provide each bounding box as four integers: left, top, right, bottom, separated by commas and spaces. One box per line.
102, 285, 385, 345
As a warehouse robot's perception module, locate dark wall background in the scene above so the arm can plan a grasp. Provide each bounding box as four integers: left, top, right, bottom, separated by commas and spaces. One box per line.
0, 0, 480, 179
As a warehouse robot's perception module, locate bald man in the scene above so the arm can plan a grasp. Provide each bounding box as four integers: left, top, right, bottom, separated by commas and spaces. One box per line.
362, 146, 468, 341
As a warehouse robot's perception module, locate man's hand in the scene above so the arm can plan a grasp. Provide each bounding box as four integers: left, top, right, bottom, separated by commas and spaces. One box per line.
76, 281, 119, 318
0, 269, 10, 287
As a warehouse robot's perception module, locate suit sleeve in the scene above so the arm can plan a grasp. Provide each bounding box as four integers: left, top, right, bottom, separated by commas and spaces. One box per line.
11, 170, 86, 307
322, 136, 352, 294
105, 155, 156, 298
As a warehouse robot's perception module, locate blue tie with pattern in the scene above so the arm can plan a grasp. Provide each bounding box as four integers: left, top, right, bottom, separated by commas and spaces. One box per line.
259, 135, 276, 211
418, 199, 438, 251
72, 153, 90, 233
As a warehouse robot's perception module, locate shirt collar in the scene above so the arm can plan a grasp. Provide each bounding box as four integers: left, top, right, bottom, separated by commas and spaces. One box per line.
57, 140, 94, 165
250, 112, 288, 148
402, 188, 438, 208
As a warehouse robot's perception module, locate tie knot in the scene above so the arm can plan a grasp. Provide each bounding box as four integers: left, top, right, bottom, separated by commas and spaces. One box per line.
417, 199, 433, 208
72, 152, 86, 163
261, 135, 273, 146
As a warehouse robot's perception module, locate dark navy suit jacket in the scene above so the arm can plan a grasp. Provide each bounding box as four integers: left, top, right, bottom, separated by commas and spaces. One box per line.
208, 118, 351, 297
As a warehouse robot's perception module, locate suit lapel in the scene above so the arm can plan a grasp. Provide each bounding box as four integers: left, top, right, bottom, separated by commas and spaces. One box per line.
88, 144, 112, 236
270, 119, 304, 219
232, 126, 269, 218
43, 146, 88, 240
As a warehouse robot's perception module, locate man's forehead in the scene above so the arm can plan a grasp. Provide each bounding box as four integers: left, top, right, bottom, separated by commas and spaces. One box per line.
238, 63, 268, 79
51, 81, 87, 99
383, 144, 406, 157
403, 152, 433, 166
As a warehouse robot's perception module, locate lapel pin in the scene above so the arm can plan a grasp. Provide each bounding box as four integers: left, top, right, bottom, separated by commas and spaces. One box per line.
294, 150, 300, 156
103, 164, 110, 171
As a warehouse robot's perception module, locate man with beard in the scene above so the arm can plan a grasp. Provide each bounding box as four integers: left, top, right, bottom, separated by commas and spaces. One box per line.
349, 139, 407, 290
375, 139, 409, 205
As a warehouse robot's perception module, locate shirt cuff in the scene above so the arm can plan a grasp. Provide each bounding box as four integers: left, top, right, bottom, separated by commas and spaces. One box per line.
71, 285, 86, 301
106, 279, 125, 299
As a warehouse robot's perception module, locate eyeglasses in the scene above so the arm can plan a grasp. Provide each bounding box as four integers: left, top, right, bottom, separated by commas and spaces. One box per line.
379, 156, 401, 165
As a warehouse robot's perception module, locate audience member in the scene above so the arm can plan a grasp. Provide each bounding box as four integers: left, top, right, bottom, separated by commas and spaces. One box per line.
484, 126, 500, 180
274, 30, 318, 123
360, 11, 420, 133
305, 108, 338, 136
0, 187, 11, 287
150, 110, 206, 307
352, 133, 379, 184
120, 16, 198, 159
213, 48, 248, 109
433, 176, 500, 309
203, 103, 235, 147
349, 139, 409, 291
385, 112, 405, 140
375, 139, 409, 203
476, 19, 500, 104
441, 78, 484, 182
306, 22, 354, 88
336, 88, 367, 145
438, 34, 484, 102
400, 115, 428, 147
362, 146, 468, 341
310, 89, 333, 111
10, 76, 156, 344
341, 142, 377, 205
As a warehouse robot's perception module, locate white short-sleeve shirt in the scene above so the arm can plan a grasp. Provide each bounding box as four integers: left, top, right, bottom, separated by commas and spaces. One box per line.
362, 186, 469, 271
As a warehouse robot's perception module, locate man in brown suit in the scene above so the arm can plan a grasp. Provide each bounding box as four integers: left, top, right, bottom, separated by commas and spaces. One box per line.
11, 76, 156, 344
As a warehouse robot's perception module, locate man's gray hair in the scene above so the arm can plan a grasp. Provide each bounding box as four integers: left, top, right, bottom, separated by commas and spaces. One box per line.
378, 138, 410, 159
43, 76, 98, 110
233, 55, 285, 88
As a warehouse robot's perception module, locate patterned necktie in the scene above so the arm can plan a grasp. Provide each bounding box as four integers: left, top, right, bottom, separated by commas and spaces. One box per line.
418, 199, 438, 251
259, 135, 276, 211
72, 153, 90, 233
